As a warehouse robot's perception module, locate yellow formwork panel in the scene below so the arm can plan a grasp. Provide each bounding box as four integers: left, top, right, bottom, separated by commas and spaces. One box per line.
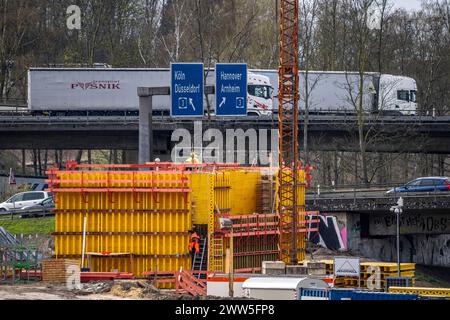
191, 173, 214, 225
55, 235, 188, 255
55, 171, 190, 189
53, 171, 192, 278
56, 195, 190, 232
297, 169, 306, 207
228, 171, 261, 214
214, 171, 231, 214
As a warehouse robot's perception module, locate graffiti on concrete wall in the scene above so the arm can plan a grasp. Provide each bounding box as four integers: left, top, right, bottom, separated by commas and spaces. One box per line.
308, 215, 346, 251
359, 234, 450, 268
370, 213, 450, 236
415, 235, 450, 266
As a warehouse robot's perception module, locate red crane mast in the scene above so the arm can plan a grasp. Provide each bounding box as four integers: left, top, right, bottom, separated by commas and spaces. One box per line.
278, 0, 302, 265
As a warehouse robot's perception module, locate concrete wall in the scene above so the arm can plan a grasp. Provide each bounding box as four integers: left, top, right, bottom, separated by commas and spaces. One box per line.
315, 211, 450, 268
357, 234, 450, 268
308, 213, 348, 251
369, 212, 450, 235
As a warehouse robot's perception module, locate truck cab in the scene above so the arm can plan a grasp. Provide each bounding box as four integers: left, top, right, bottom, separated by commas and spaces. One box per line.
246, 74, 273, 116
378, 75, 418, 115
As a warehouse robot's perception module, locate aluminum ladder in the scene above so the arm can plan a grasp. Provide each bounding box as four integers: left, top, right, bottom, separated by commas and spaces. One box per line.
192, 238, 208, 279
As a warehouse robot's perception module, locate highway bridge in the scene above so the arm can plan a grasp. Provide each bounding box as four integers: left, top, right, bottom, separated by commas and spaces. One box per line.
306, 190, 450, 213
0, 114, 449, 154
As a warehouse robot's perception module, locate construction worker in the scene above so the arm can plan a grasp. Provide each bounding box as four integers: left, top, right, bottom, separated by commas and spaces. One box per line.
188, 229, 200, 266
185, 152, 200, 165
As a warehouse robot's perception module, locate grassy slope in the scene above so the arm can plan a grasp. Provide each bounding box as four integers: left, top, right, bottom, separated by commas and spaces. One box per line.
0, 217, 54, 235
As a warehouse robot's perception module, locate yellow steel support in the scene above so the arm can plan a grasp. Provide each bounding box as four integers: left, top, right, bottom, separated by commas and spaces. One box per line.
389, 287, 450, 298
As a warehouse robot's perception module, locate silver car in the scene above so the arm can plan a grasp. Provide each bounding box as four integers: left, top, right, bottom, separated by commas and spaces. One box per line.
0, 191, 53, 213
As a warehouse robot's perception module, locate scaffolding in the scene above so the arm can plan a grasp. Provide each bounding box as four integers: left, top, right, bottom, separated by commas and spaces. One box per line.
0, 244, 41, 284
209, 212, 320, 273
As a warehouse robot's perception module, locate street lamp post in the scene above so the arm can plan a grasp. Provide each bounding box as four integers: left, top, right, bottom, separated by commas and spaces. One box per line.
390, 197, 404, 277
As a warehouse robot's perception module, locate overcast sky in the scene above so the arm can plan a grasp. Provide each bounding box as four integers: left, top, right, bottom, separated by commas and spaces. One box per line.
392, 0, 422, 11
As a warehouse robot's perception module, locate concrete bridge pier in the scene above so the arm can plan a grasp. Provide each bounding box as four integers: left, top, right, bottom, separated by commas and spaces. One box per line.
137, 87, 170, 164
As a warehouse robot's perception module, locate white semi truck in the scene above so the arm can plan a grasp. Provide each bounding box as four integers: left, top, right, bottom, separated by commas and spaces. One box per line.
28, 67, 418, 116
28, 68, 273, 116
257, 70, 418, 115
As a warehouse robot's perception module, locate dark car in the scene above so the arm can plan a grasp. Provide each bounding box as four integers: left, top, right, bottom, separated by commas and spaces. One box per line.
387, 177, 450, 194
20, 196, 55, 218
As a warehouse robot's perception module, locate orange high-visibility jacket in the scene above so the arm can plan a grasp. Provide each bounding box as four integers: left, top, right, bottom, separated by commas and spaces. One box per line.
188, 239, 200, 253
189, 231, 200, 253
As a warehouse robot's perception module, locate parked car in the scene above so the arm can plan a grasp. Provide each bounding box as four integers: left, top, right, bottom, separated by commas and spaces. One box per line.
0, 191, 53, 213
386, 177, 450, 194
20, 196, 55, 218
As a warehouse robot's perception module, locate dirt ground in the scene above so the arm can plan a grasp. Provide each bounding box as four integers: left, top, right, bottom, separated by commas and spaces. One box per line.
0, 284, 129, 300
0, 281, 228, 300
0, 246, 448, 300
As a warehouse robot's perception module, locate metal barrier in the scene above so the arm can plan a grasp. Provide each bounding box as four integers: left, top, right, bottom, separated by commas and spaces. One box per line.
351, 291, 419, 300
0, 244, 42, 284
299, 288, 329, 300
389, 287, 450, 298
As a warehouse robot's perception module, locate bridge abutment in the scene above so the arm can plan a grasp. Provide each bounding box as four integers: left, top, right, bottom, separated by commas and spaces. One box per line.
310, 209, 450, 268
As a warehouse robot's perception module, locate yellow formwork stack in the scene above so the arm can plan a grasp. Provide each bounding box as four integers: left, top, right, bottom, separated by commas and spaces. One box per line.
320, 260, 416, 289
50, 169, 192, 278
296, 169, 307, 263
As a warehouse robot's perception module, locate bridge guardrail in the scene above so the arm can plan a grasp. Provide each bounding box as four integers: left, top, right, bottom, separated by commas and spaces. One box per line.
0, 208, 54, 221
0, 114, 449, 125
307, 189, 450, 204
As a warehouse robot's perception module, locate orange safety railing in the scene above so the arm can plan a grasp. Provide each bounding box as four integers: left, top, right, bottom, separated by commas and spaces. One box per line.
63, 161, 242, 172
144, 269, 213, 296
215, 212, 321, 271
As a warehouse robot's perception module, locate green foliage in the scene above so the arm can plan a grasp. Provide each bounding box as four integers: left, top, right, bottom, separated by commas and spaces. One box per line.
0, 217, 55, 236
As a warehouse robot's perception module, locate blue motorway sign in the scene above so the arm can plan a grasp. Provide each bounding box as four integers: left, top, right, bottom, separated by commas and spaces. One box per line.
171, 63, 204, 117
216, 63, 247, 116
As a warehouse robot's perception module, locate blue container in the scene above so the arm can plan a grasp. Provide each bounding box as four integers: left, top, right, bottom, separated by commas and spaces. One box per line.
329, 289, 356, 300
300, 288, 329, 300
352, 291, 419, 300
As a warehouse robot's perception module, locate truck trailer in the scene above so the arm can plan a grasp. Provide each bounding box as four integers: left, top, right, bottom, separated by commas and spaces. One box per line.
257, 70, 418, 115
28, 68, 273, 116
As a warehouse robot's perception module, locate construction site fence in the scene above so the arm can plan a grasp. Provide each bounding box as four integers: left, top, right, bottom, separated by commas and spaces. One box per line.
300, 289, 420, 301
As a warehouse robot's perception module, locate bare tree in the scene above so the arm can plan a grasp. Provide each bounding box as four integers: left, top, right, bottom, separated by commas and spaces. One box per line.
299, 0, 320, 165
